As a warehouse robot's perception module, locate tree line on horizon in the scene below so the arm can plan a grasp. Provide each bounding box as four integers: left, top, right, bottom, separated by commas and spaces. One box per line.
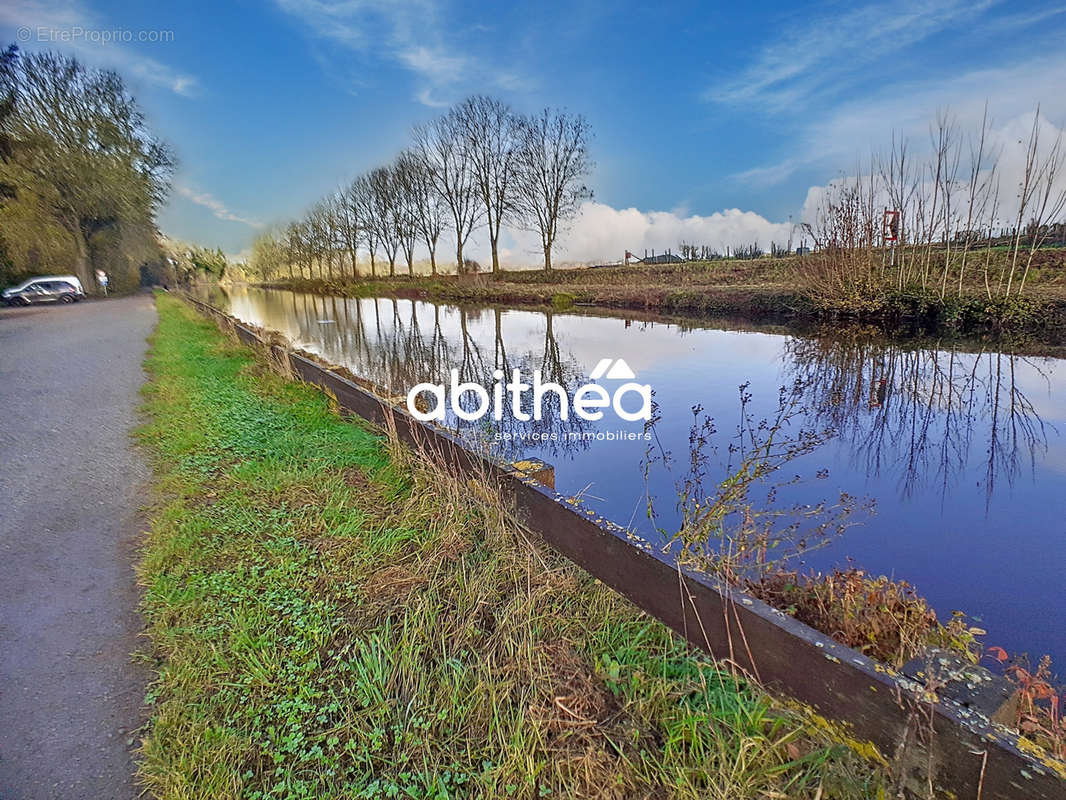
249, 96, 593, 280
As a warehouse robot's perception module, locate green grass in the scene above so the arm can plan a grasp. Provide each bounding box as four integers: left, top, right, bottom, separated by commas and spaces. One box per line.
136, 294, 885, 799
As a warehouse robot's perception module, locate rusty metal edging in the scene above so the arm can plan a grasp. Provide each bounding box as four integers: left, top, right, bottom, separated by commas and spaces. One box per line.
181, 294, 1066, 799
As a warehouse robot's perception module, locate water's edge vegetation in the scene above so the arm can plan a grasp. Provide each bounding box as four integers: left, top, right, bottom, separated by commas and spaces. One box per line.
255, 252, 1066, 342
137, 293, 890, 798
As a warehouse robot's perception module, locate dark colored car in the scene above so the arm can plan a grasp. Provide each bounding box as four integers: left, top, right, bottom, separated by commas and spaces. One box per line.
3, 276, 86, 306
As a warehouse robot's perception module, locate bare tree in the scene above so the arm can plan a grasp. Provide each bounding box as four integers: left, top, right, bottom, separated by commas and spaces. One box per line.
920, 111, 955, 290
511, 108, 593, 272
878, 132, 920, 288
281, 223, 297, 279
456, 95, 520, 275
337, 182, 362, 278
321, 195, 345, 280
399, 149, 449, 276
956, 104, 999, 298
1003, 110, 1060, 296
1017, 116, 1066, 294
935, 114, 962, 300
305, 200, 334, 279
368, 165, 400, 276
286, 219, 312, 279
983, 180, 1002, 299
303, 207, 320, 278
350, 174, 379, 277
413, 110, 483, 273
285, 221, 298, 279
391, 154, 422, 276
249, 226, 287, 280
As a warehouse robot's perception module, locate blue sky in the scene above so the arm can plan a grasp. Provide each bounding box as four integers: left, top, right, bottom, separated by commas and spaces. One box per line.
4, 0, 1066, 262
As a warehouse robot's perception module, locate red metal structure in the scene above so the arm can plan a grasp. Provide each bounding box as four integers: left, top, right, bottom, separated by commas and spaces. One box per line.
883, 209, 901, 243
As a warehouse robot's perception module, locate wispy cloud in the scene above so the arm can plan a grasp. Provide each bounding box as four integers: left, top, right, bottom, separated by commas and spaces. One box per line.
0, 0, 199, 97
396, 44, 467, 85
413, 87, 452, 108
176, 185, 263, 228
274, 0, 527, 106
705, 0, 1000, 112
733, 48, 1066, 186
706, 0, 1066, 188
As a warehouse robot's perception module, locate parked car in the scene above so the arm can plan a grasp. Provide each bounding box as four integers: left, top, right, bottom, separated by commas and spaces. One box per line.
3, 276, 86, 306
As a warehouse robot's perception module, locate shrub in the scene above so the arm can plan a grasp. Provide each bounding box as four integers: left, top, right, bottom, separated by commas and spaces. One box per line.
458, 258, 480, 275
550, 292, 575, 310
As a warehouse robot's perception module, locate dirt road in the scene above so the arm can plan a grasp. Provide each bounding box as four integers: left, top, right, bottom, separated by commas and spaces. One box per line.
0, 295, 156, 799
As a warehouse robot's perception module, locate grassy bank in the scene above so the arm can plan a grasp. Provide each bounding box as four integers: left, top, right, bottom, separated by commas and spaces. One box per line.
136, 294, 885, 799
259, 251, 1066, 338
261, 266, 813, 323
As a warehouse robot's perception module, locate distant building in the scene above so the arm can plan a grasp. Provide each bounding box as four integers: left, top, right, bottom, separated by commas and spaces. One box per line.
795, 246, 811, 256
642, 252, 684, 264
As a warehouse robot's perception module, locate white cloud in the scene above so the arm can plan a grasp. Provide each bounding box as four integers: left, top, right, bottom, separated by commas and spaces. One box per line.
272, 0, 367, 46
456, 202, 792, 268
396, 44, 467, 85
175, 185, 263, 229
414, 87, 452, 109
0, 0, 199, 97
550, 203, 792, 264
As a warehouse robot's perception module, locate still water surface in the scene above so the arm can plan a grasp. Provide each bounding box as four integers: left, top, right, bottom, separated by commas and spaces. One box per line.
206, 285, 1066, 668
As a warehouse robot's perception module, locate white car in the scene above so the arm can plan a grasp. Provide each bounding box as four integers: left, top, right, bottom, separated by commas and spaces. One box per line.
3, 276, 86, 306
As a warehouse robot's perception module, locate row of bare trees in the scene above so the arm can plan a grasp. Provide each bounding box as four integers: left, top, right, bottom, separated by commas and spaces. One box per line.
801, 105, 1066, 300
250, 96, 593, 280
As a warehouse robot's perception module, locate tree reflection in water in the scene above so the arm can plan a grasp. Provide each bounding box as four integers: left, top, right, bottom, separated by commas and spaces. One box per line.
214, 286, 595, 461
783, 334, 1053, 508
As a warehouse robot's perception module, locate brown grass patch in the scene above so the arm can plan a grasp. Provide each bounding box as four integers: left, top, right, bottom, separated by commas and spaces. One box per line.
342, 466, 369, 489
748, 568, 949, 667
362, 563, 429, 607
531, 641, 618, 731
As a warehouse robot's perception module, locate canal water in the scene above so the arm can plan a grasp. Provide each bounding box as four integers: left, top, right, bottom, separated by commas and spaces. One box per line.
205, 285, 1066, 669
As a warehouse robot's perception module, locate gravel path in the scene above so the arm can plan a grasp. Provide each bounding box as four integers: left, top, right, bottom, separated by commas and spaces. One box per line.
0, 295, 157, 800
